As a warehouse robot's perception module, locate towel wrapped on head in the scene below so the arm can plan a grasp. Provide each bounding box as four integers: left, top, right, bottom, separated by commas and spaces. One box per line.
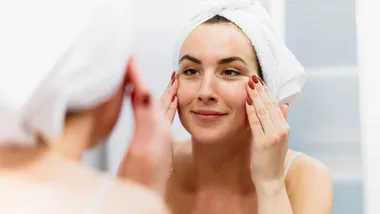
172, 0, 306, 105
0, 0, 134, 147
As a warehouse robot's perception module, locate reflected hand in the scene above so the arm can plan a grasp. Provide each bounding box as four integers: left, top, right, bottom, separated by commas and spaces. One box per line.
117, 60, 173, 197
246, 75, 289, 188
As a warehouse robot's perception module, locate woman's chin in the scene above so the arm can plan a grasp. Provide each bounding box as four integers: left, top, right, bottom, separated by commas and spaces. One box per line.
190, 129, 228, 145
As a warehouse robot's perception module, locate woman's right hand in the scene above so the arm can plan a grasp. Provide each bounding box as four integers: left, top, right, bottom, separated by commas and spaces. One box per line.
117, 67, 178, 197
158, 72, 179, 123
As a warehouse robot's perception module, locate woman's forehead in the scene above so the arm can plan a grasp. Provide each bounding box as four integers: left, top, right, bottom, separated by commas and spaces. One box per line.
179, 23, 255, 61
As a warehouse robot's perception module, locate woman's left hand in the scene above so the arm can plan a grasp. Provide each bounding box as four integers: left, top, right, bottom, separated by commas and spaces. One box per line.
245, 75, 290, 190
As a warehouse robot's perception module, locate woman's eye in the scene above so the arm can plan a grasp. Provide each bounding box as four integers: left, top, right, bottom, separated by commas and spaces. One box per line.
184, 69, 199, 76
222, 69, 240, 76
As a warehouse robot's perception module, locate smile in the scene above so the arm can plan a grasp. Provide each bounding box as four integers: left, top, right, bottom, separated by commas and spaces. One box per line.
191, 110, 227, 121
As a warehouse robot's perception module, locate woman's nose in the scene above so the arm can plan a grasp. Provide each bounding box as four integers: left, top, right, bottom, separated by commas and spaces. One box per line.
197, 74, 218, 104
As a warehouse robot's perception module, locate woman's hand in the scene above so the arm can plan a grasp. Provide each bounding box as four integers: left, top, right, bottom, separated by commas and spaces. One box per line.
245, 75, 333, 214
245, 75, 289, 192
117, 62, 175, 197
158, 71, 179, 123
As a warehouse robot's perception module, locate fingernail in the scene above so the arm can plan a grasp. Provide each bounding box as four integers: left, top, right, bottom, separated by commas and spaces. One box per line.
252, 75, 259, 84
171, 73, 177, 85
171, 72, 175, 80
141, 93, 151, 106
258, 77, 265, 85
248, 80, 255, 90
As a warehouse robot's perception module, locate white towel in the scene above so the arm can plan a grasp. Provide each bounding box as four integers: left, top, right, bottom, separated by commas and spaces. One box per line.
0, 0, 134, 147
172, 0, 306, 105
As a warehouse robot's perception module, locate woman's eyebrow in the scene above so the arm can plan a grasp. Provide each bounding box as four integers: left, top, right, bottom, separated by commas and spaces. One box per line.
217, 57, 247, 65
179, 55, 201, 64
179, 55, 247, 65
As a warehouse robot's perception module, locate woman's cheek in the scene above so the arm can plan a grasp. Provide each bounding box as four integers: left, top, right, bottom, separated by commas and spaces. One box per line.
219, 80, 248, 106
177, 81, 196, 107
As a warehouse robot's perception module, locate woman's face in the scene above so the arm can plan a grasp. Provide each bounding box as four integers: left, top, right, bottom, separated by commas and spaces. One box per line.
177, 23, 260, 144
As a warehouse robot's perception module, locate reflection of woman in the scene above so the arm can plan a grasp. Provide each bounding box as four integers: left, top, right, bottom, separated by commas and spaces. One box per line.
157, 1, 332, 213
0, 61, 170, 214
0, 1, 170, 213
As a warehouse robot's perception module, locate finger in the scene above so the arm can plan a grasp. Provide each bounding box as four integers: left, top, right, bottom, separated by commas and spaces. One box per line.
280, 104, 289, 121
131, 90, 156, 147
258, 77, 288, 127
118, 60, 166, 183
126, 57, 146, 95
258, 77, 277, 104
118, 90, 155, 178
245, 96, 265, 141
120, 57, 137, 97
165, 96, 178, 123
253, 75, 283, 130
126, 58, 157, 147
247, 79, 276, 135
160, 72, 178, 109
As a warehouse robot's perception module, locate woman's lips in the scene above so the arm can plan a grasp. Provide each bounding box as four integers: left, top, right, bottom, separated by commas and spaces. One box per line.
192, 110, 227, 121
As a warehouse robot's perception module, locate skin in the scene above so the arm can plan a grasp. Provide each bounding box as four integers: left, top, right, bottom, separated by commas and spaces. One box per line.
159, 23, 333, 214
0, 58, 170, 214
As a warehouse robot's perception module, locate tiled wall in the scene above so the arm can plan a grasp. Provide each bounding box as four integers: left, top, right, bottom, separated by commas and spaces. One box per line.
286, 0, 363, 213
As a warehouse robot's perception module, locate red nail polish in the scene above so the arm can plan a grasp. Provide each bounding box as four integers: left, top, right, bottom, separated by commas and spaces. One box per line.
258, 77, 265, 85
169, 72, 176, 85
171, 72, 178, 85
252, 75, 259, 84
141, 93, 151, 106
248, 80, 255, 90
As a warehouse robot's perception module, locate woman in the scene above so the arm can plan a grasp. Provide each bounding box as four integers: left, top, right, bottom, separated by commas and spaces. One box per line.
155, 1, 332, 213
0, 60, 170, 214
0, 1, 171, 213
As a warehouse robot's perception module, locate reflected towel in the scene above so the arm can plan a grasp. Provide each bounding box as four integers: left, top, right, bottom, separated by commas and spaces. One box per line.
0, 0, 134, 146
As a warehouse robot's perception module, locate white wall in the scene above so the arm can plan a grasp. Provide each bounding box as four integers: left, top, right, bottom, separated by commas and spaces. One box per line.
356, 0, 380, 213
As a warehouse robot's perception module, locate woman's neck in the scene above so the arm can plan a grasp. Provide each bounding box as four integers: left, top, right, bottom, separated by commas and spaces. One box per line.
0, 144, 49, 170
49, 113, 97, 161
49, 134, 89, 161
191, 132, 255, 194
0, 123, 92, 171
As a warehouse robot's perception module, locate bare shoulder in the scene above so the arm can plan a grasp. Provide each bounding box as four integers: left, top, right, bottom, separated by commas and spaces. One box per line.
285, 150, 333, 214
286, 150, 331, 182
103, 179, 170, 214
59, 160, 170, 214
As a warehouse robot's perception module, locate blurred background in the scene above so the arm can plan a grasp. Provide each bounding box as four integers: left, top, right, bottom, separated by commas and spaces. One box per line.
285, 0, 363, 213
83, 0, 364, 213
